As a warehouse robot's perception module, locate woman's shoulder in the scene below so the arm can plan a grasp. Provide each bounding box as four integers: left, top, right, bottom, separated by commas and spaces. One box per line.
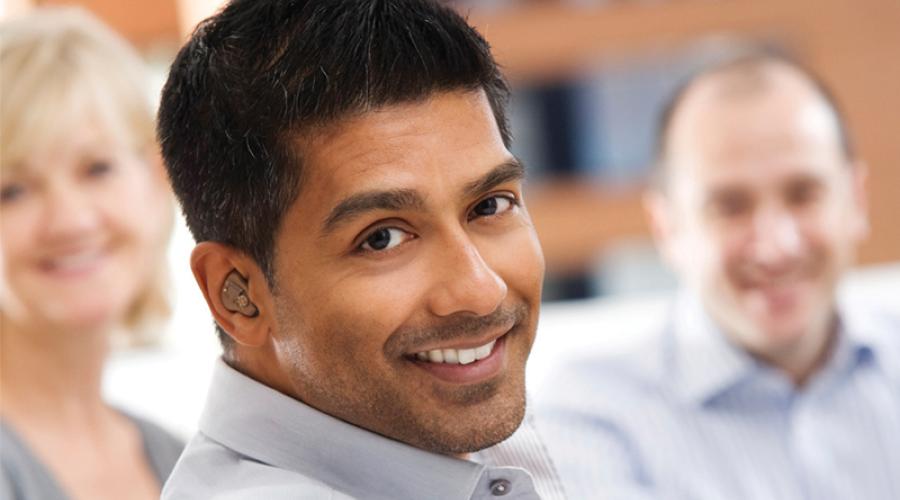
1, 420, 69, 500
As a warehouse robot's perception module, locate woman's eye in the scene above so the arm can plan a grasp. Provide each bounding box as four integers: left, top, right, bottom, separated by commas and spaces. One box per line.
471, 195, 516, 219
360, 227, 412, 252
86, 160, 113, 178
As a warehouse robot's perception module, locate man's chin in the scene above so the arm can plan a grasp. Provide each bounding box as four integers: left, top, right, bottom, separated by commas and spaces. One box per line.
420, 403, 525, 456
759, 323, 808, 346
739, 309, 818, 351
736, 288, 815, 334
397, 387, 527, 456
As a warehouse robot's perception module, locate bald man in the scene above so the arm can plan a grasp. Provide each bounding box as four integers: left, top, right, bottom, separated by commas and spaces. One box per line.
536, 53, 900, 500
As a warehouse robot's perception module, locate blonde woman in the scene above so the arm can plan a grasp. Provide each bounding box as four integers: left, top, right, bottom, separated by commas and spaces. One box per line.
1, 8, 183, 500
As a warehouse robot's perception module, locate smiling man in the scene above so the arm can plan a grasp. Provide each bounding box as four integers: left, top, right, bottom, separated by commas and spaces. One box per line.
537, 52, 900, 499
156, 1, 561, 499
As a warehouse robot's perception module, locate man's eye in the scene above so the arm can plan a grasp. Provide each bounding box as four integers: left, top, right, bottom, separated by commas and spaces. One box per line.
786, 182, 821, 207
709, 194, 751, 218
360, 227, 412, 252
470, 195, 517, 220
0, 183, 26, 204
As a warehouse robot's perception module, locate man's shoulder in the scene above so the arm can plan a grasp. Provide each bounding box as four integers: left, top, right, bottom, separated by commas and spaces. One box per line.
852, 299, 900, 331
162, 433, 353, 500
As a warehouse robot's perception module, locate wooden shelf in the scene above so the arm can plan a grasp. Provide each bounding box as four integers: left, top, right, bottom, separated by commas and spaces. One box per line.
469, 0, 802, 83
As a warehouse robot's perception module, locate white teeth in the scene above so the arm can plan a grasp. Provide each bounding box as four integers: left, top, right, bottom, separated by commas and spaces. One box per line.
413, 339, 497, 365
474, 341, 494, 360
442, 349, 458, 363
458, 349, 476, 365
49, 251, 103, 271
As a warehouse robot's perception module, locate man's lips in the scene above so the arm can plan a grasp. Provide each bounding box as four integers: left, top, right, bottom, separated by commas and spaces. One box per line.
402, 323, 513, 363
389, 304, 527, 384
406, 334, 508, 384
737, 274, 816, 317
411, 337, 498, 365
753, 282, 804, 309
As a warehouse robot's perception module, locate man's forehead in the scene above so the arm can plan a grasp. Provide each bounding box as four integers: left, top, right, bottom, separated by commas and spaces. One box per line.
302, 91, 493, 152
672, 64, 839, 140
672, 144, 843, 191
668, 77, 844, 179
285, 90, 512, 213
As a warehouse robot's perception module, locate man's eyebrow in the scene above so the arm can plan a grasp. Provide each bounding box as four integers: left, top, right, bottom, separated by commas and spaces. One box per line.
322, 189, 425, 235
320, 159, 524, 235
462, 159, 526, 199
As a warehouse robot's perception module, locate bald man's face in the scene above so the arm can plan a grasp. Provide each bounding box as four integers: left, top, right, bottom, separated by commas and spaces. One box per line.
654, 69, 868, 365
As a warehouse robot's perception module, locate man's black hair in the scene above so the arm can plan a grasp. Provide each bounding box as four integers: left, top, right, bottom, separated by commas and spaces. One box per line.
652, 49, 856, 188
157, 0, 510, 345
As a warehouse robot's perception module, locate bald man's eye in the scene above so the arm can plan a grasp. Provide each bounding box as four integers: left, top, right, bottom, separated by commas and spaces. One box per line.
786, 180, 823, 208
708, 192, 752, 218
359, 227, 414, 252
469, 194, 518, 221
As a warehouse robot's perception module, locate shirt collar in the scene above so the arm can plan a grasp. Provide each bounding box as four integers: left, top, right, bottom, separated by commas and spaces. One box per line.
199, 359, 536, 500
668, 290, 890, 406
832, 290, 898, 382
667, 291, 761, 405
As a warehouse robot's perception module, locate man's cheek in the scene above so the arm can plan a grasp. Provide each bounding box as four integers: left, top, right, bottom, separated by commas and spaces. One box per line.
489, 233, 543, 288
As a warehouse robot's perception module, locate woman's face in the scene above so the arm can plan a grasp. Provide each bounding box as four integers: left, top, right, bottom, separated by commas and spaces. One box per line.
0, 120, 169, 333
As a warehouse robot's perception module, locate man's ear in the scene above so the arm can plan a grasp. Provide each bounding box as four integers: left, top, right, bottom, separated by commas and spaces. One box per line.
849, 160, 871, 241
644, 189, 680, 270
191, 242, 274, 348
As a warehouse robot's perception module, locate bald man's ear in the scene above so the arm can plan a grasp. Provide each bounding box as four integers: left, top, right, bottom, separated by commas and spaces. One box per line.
644, 189, 681, 270
850, 160, 871, 241
191, 242, 275, 348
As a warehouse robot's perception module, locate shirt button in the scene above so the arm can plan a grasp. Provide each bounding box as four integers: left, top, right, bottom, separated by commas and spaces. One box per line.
490, 479, 511, 496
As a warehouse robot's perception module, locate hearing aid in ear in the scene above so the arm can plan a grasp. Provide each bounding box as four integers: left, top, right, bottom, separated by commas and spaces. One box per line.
221, 271, 259, 317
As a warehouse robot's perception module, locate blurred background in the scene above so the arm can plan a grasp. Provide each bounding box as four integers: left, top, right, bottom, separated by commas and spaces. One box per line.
3, 0, 898, 437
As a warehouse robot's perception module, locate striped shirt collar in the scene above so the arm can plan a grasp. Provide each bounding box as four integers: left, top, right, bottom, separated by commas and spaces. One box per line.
666, 290, 883, 407
199, 359, 543, 500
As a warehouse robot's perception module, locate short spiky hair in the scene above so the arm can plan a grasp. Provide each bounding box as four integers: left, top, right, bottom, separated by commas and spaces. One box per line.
158, 0, 511, 287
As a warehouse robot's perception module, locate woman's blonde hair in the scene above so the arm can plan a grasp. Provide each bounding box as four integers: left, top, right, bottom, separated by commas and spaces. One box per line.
1, 7, 173, 345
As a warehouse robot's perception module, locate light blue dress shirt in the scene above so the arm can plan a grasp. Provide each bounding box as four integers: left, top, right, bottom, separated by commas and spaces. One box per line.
536, 292, 900, 500
163, 359, 565, 500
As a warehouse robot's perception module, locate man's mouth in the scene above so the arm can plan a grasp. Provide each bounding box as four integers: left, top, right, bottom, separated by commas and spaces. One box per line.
392, 304, 528, 384
404, 333, 510, 384
411, 338, 497, 365
738, 273, 817, 318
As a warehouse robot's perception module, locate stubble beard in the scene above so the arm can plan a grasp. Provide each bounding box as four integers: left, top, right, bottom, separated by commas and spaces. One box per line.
276, 299, 533, 456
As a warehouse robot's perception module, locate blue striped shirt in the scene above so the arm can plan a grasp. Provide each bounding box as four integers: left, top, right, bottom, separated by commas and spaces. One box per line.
535, 293, 900, 500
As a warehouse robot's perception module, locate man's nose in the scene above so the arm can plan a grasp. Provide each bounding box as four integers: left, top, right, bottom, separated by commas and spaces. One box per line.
749, 204, 804, 268
427, 232, 508, 318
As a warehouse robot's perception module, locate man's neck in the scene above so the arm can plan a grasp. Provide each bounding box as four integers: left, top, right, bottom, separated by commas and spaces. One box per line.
746, 314, 839, 388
